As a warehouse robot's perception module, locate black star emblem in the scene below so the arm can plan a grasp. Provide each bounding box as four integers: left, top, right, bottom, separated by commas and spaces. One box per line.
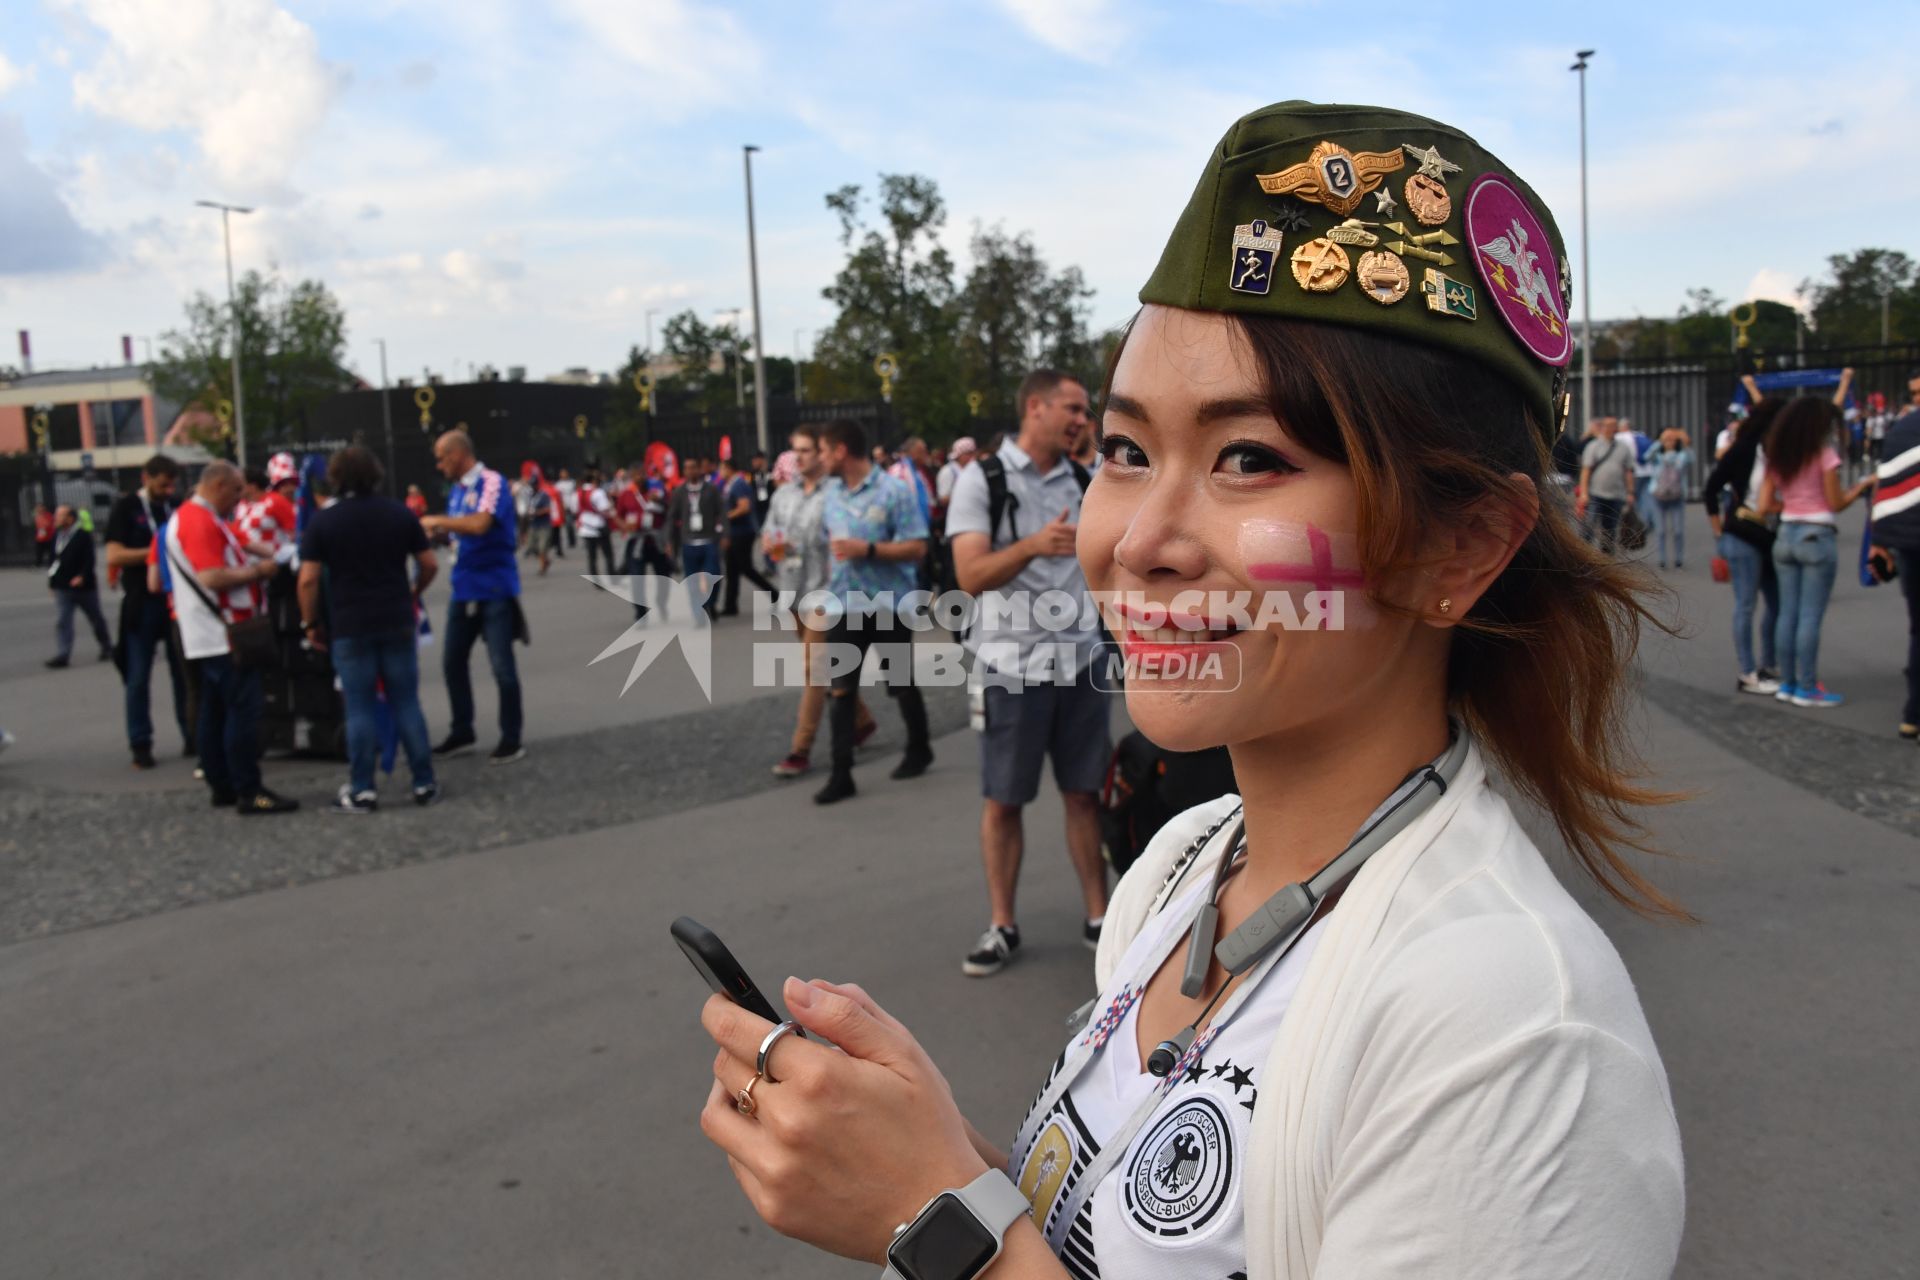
1241, 1089, 1258, 1115
1264, 197, 1313, 232
1183, 1060, 1205, 1084
1226, 1065, 1254, 1094
1210, 1061, 1232, 1079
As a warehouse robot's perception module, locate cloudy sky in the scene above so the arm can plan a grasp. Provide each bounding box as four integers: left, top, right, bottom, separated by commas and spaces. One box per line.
0, 0, 1913, 384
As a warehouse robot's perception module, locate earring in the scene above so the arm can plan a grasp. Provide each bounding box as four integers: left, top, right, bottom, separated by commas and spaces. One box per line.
1438, 598, 1452, 615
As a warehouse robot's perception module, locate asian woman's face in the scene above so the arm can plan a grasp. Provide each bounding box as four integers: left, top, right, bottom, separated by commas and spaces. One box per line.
1078, 305, 1440, 752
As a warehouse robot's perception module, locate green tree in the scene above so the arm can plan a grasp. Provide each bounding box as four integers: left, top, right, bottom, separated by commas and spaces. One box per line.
956, 224, 1097, 416
811, 175, 1102, 443
147, 268, 351, 455
815, 175, 962, 428
1803, 248, 1919, 346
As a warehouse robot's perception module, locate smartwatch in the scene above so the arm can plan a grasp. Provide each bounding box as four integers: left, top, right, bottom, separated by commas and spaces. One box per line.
881, 1169, 1030, 1280
865, 539, 879, 561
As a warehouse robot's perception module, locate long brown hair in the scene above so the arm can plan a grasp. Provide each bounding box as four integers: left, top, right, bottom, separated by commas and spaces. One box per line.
1764, 397, 1838, 486
1104, 312, 1690, 921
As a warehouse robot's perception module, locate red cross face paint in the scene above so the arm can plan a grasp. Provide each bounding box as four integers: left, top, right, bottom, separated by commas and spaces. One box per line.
1238, 519, 1374, 630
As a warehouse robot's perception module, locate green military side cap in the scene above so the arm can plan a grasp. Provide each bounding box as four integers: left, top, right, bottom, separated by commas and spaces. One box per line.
1141, 100, 1573, 440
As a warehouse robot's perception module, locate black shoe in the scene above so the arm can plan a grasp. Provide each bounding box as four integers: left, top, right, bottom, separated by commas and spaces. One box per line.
962, 925, 1021, 977
890, 749, 933, 781
813, 773, 857, 805
131, 744, 157, 770
412, 781, 443, 806
433, 732, 477, 757
1083, 918, 1104, 951
44, 656, 69, 669
237, 788, 300, 815
330, 785, 377, 815
488, 743, 526, 765
210, 788, 237, 808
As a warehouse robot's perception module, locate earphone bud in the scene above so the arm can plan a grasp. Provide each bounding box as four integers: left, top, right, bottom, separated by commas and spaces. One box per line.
1147, 1026, 1195, 1078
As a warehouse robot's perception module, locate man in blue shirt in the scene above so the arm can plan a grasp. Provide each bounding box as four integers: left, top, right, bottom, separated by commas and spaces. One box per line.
814, 418, 932, 805
1871, 367, 1920, 738
420, 429, 526, 764
718, 455, 773, 617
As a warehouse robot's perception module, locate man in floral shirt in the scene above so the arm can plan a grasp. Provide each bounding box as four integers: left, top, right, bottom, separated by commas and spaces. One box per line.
813, 418, 931, 804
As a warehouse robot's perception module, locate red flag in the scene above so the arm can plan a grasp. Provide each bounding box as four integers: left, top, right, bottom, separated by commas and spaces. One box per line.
122, 335, 133, 364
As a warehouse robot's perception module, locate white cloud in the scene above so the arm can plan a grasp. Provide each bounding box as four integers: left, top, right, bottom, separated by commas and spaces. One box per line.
553, 0, 760, 103
1744, 268, 1803, 308
0, 117, 105, 274
993, 0, 1127, 61
0, 49, 26, 96
59, 0, 337, 193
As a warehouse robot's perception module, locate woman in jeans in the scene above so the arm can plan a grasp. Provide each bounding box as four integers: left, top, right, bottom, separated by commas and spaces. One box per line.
1704, 399, 1784, 694
1757, 397, 1874, 708
1650, 429, 1693, 569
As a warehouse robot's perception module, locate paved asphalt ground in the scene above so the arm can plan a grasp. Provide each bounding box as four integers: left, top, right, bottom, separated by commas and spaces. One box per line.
2, 502, 1915, 1279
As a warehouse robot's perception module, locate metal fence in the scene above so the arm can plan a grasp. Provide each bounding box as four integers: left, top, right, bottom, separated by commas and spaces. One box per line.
9, 341, 1913, 561
1568, 341, 1920, 490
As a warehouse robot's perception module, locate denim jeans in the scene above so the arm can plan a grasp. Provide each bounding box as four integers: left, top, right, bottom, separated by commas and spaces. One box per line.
1721, 533, 1778, 676
1896, 548, 1920, 725
195, 653, 263, 797
681, 541, 723, 612
122, 593, 189, 749
333, 629, 435, 794
1655, 499, 1686, 565
53, 586, 111, 660
444, 597, 523, 746
1772, 522, 1839, 690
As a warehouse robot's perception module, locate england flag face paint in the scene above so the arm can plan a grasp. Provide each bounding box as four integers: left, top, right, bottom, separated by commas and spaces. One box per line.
1237, 518, 1374, 630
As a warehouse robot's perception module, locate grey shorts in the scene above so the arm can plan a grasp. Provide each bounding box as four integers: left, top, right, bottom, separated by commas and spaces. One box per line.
978, 678, 1111, 806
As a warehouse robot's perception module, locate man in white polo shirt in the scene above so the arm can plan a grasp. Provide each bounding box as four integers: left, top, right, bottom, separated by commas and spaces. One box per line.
946, 369, 1110, 976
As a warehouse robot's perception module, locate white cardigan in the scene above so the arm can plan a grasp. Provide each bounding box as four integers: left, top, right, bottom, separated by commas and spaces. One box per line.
1094, 744, 1684, 1279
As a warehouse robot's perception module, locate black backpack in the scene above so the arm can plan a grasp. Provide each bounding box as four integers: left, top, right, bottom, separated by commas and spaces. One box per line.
976, 452, 1092, 547
1099, 732, 1239, 876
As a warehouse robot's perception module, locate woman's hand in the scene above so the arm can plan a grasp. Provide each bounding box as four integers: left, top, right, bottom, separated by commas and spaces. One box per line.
698, 978, 991, 1264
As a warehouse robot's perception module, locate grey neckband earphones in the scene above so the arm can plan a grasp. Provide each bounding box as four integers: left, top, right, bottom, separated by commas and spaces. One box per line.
1146, 727, 1472, 1077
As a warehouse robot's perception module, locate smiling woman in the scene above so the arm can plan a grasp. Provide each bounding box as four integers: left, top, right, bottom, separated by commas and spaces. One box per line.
696, 100, 1688, 1280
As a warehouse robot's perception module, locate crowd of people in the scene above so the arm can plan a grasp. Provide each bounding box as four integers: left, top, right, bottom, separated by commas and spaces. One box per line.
1549, 365, 1920, 724
19, 361, 1917, 943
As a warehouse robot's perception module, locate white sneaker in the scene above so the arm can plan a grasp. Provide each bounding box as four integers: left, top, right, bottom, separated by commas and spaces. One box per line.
1737, 672, 1780, 695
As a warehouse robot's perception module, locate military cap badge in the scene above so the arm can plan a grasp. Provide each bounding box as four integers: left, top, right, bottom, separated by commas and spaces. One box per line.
1256, 141, 1404, 217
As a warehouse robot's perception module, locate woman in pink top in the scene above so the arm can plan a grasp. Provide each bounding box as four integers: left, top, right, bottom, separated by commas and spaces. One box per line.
1757, 397, 1874, 707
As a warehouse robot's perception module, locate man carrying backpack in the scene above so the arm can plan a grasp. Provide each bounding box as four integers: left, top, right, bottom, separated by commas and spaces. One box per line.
945, 369, 1111, 977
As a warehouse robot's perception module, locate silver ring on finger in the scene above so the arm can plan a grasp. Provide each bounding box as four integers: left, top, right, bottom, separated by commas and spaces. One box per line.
755, 1019, 806, 1084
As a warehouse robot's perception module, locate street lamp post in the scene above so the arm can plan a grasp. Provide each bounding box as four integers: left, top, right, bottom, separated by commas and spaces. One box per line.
795, 328, 809, 404
743, 145, 770, 456
375, 338, 397, 492
196, 200, 254, 465
1569, 51, 1594, 432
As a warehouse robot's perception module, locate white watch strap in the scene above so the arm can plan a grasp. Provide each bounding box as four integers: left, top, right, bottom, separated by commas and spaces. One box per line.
879, 1169, 1031, 1280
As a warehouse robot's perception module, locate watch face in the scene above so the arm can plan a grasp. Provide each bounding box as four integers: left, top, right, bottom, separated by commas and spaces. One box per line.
886, 1193, 999, 1280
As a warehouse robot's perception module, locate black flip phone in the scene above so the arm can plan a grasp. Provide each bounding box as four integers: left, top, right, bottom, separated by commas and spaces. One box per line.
670, 916, 782, 1024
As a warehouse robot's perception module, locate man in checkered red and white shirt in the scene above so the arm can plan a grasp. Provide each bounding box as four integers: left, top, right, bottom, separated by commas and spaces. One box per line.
235, 452, 301, 558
